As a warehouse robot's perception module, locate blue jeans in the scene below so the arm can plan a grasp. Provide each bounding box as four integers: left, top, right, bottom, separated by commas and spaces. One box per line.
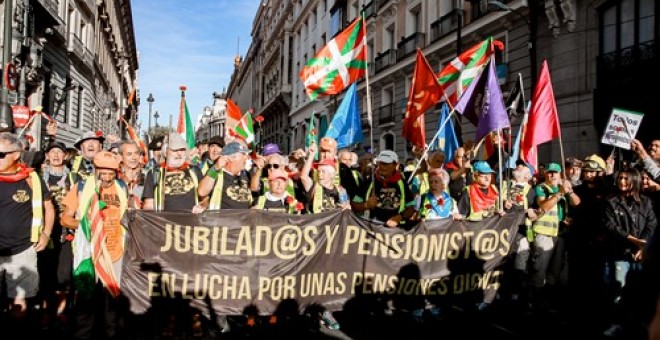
603, 260, 642, 301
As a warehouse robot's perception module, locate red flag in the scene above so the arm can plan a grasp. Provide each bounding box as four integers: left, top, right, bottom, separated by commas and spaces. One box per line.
521, 60, 561, 171
403, 49, 443, 148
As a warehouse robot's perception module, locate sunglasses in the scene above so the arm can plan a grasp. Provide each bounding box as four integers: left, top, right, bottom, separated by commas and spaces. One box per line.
0, 150, 18, 159
265, 164, 281, 170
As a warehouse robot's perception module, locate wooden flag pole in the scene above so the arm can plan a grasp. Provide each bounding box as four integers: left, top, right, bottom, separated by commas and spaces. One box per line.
406, 108, 456, 184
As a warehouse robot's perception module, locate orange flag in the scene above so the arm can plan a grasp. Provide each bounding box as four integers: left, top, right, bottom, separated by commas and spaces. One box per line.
120, 118, 148, 165
403, 49, 444, 148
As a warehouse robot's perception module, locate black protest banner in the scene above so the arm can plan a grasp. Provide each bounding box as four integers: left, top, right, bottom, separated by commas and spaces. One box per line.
121, 210, 524, 315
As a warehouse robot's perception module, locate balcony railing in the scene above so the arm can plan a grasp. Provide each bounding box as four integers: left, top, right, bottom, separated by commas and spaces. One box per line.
397, 32, 426, 61
597, 40, 657, 85
377, 104, 395, 125
67, 32, 85, 61
430, 9, 459, 42
375, 49, 397, 73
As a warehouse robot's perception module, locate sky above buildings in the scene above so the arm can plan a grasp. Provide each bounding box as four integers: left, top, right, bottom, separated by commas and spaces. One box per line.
133, 0, 260, 133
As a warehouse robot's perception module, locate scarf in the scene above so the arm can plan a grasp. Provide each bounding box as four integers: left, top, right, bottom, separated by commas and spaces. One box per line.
0, 163, 33, 182
375, 171, 402, 188
43, 165, 70, 188
426, 191, 452, 218
469, 184, 498, 213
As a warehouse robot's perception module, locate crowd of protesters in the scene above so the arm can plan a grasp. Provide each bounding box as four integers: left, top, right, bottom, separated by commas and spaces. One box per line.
0, 122, 659, 339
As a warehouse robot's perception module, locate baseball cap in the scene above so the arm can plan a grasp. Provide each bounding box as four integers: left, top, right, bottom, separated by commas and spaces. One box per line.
267, 168, 288, 181
375, 150, 399, 164
262, 143, 281, 156
314, 158, 337, 169
148, 135, 164, 150
221, 141, 250, 156
45, 141, 67, 153
74, 131, 105, 149
546, 162, 562, 173
473, 161, 495, 174
208, 136, 225, 148
565, 157, 582, 168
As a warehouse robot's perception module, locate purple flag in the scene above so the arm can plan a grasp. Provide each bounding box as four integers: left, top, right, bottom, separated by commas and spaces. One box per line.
454, 55, 510, 142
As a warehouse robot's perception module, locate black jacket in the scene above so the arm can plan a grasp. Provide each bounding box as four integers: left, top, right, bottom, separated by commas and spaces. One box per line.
603, 195, 657, 260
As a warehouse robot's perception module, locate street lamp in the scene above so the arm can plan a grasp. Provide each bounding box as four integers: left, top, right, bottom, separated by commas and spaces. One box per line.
147, 93, 154, 141
153, 110, 160, 127
203, 106, 212, 141
486, 0, 538, 88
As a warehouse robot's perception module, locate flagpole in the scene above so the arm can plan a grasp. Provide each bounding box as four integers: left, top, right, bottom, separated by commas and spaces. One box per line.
361, 13, 374, 153
497, 129, 504, 212
407, 108, 456, 183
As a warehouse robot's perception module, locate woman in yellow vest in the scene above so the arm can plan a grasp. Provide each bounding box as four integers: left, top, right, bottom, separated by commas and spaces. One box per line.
252, 168, 302, 214
300, 143, 350, 214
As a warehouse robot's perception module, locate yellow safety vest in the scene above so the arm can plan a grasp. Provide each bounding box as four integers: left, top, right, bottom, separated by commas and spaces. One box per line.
532, 184, 560, 237
465, 184, 499, 221
310, 183, 344, 214
255, 195, 298, 214
28, 172, 45, 243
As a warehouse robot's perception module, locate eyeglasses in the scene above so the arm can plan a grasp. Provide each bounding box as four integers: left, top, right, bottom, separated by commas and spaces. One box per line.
265, 164, 281, 170
0, 150, 18, 159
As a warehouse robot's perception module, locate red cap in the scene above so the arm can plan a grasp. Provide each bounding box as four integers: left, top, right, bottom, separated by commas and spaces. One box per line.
314, 158, 336, 169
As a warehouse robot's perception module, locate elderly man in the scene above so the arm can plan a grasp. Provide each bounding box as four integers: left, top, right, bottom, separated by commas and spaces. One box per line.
0, 133, 54, 336
69, 131, 105, 186
352, 150, 416, 228
198, 141, 253, 210
60, 150, 128, 340
338, 148, 361, 200
632, 139, 660, 181
142, 134, 202, 212
457, 161, 505, 221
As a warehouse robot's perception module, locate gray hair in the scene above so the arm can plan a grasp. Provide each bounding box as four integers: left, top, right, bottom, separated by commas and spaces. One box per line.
120, 139, 141, 154
0, 133, 24, 152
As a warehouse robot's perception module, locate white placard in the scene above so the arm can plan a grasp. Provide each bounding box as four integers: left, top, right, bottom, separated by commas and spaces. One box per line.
601, 108, 644, 150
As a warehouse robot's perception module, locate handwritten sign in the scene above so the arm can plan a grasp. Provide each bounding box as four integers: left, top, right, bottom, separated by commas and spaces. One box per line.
601, 108, 644, 150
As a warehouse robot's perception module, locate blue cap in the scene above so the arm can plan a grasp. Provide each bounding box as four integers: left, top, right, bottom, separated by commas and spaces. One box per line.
473, 161, 495, 174
221, 142, 250, 156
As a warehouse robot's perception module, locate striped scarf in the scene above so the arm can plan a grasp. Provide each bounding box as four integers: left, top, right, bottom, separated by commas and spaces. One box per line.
73, 177, 127, 298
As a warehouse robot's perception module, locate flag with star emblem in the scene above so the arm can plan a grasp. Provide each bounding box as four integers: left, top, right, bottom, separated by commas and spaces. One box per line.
299, 16, 367, 101
403, 49, 444, 148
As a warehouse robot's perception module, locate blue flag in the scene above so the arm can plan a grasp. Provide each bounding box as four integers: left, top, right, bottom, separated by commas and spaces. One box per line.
430, 102, 459, 164
325, 83, 364, 149
454, 55, 510, 142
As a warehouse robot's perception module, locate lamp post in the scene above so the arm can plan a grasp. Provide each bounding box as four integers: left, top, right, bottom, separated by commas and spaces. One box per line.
147, 93, 154, 141
153, 110, 160, 128
203, 106, 211, 141
487, 0, 538, 88
0, 0, 15, 132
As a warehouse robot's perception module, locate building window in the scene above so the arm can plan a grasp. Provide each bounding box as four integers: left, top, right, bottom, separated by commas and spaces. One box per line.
599, 0, 657, 54
381, 131, 395, 151
384, 25, 395, 50
76, 87, 84, 129
330, 0, 347, 37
